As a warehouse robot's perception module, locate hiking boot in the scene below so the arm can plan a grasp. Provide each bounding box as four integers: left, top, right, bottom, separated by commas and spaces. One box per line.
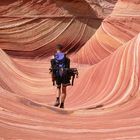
60, 102, 64, 108
54, 97, 60, 107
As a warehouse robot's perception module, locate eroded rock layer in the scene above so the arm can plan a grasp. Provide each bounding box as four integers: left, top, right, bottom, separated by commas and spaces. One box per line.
0, 0, 115, 57
0, 0, 140, 140
72, 0, 140, 64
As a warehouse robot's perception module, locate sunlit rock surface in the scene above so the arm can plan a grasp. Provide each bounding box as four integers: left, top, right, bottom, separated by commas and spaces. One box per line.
72, 0, 140, 64
0, 0, 140, 140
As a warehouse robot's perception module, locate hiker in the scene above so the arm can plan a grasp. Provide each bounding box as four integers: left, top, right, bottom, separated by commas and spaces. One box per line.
50, 44, 71, 108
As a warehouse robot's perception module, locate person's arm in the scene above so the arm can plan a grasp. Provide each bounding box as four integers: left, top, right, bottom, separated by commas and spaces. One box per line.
50, 56, 56, 86
50, 55, 55, 69
65, 57, 70, 68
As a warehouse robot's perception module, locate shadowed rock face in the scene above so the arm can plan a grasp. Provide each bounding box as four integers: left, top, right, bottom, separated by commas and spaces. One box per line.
0, 0, 140, 140
0, 0, 115, 57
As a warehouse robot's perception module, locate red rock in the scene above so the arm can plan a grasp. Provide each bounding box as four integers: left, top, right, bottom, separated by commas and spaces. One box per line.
0, 0, 140, 139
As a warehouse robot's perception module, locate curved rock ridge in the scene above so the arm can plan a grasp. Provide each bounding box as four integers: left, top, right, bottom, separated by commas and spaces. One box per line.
0, 33, 140, 139
0, 0, 116, 57
0, 17, 101, 57
72, 0, 140, 64
67, 33, 140, 109
0, 0, 115, 17
1, 0, 140, 139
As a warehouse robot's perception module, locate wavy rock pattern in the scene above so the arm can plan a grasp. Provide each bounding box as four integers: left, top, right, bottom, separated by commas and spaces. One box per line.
73, 0, 140, 64
0, 0, 140, 140
0, 0, 115, 57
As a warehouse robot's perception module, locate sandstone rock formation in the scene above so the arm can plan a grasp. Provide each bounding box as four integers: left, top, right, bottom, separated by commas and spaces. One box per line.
0, 0, 140, 139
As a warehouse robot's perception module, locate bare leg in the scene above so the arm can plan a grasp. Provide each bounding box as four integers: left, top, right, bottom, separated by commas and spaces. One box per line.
54, 86, 61, 106
56, 86, 61, 98
60, 86, 66, 108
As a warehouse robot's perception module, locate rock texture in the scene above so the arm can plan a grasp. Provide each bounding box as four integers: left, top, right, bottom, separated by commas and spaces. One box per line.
72, 0, 140, 64
0, 0, 140, 140
0, 0, 115, 57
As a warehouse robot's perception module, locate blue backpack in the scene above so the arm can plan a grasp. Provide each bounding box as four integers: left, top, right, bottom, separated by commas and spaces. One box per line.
54, 52, 66, 69
50, 53, 78, 86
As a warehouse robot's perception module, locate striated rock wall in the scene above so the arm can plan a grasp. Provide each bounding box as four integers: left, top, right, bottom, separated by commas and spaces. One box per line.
0, 0, 115, 57
72, 0, 140, 64
0, 0, 140, 139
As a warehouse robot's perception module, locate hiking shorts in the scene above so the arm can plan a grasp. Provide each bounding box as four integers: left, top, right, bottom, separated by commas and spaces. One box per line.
55, 70, 71, 88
